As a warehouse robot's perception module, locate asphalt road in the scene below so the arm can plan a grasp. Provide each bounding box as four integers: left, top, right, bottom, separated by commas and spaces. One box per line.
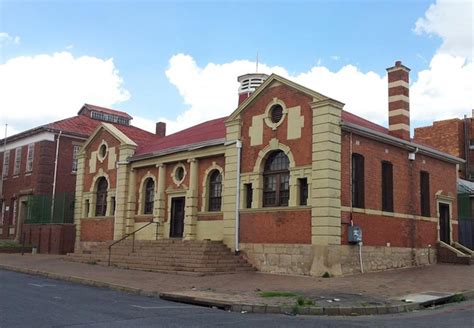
0, 269, 473, 328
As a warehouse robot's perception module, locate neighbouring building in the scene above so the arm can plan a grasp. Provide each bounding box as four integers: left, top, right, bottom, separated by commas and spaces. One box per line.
73, 61, 463, 276
415, 113, 474, 250
0, 104, 155, 253
414, 113, 474, 180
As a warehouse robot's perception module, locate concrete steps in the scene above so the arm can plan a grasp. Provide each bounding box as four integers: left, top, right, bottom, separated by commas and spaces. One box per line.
437, 241, 473, 265
66, 239, 255, 275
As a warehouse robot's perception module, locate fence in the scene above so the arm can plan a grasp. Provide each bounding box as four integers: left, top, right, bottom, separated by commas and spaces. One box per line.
25, 193, 75, 224
458, 193, 474, 249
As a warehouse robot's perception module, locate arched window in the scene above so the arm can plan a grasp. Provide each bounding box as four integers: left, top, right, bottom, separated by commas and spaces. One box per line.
208, 170, 222, 211
263, 150, 290, 207
95, 177, 108, 216
144, 178, 155, 215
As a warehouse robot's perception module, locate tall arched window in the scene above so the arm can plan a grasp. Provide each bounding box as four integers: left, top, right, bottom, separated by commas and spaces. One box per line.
263, 150, 290, 207
208, 170, 222, 211
144, 178, 155, 215
95, 177, 108, 216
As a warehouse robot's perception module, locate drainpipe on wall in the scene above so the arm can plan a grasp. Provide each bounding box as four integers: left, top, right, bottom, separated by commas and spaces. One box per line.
50, 131, 62, 222
235, 140, 242, 253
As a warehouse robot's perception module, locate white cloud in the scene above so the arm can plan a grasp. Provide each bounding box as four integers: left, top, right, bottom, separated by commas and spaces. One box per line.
0, 51, 130, 136
414, 0, 473, 60
0, 32, 20, 47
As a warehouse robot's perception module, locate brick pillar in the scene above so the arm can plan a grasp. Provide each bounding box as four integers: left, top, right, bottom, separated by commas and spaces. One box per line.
387, 61, 411, 141
184, 158, 198, 240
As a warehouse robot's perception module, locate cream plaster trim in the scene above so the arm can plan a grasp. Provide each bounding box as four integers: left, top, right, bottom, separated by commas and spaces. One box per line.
388, 80, 409, 88
240, 206, 310, 213
287, 106, 304, 140
341, 206, 438, 223
436, 195, 454, 243
166, 193, 187, 238
107, 147, 117, 170
137, 171, 157, 215
252, 139, 295, 173
97, 140, 108, 163
227, 73, 330, 122
388, 123, 410, 131
249, 115, 264, 146
263, 98, 287, 130
201, 162, 224, 212
171, 163, 187, 187
388, 95, 409, 103
388, 109, 410, 117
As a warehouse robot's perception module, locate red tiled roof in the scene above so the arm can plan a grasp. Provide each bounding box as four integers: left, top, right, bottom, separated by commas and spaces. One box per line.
342, 110, 388, 134
133, 112, 388, 158
81, 103, 133, 120
135, 117, 227, 156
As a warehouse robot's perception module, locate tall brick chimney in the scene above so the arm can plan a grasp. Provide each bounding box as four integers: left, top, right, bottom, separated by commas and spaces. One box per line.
155, 122, 166, 137
386, 61, 411, 141
237, 73, 268, 105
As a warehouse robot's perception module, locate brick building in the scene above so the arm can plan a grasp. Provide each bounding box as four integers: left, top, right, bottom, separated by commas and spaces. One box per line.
0, 104, 154, 248
73, 61, 463, 276
414, 113, 474, 180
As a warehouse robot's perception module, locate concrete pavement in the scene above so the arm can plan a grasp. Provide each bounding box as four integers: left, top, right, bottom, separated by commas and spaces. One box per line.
0, 253, 473, 316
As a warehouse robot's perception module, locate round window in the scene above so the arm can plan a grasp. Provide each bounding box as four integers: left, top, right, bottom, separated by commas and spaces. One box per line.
99, 144, 107, 159
270, 104, 283, 123
175, 167, 184, 182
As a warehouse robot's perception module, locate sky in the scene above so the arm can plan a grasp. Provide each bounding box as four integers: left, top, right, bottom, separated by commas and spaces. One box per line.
0, 0, 472, 137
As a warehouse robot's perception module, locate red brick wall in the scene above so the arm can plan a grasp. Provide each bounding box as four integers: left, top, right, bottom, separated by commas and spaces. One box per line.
80, 217, 114, 241
240, 210, 311, 244
22, 224, 75, 254
341, 132, 458, 217
240, 84, 314, 173
341, 211, 438, 247
83, 130, 120, 192
414, 119, 464, 158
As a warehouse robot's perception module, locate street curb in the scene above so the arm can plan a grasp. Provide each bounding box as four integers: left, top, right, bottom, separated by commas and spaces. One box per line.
159, 292, 420, 316
1, 263, 473, 316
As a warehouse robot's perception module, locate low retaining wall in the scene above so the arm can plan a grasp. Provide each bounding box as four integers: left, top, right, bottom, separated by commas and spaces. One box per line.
240, 243, 437, 276
22, 224, 75, 254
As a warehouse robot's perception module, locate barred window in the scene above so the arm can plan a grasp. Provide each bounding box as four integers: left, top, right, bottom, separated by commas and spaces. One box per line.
72, 145, 80, 173
420, 171, 430, 217
381, 161, 394, 212
95, 177, 108, 216
263, 151, 290, 207
144, 178, 155, 215
13, 147, 21, 175
26, 144, 34, 172
2, 150, 10, 178
208, 170, 222, 211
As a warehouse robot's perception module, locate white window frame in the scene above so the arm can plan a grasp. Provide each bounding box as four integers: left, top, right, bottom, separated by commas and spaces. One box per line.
13, 147, 21, 176
26, 143, 34, 172
2, 150, 10, 178
72, 145, 80, 173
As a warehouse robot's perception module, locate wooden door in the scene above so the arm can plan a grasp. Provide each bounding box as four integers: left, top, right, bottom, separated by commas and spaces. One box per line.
439, 203, 450, 244
170, 197, 185, 238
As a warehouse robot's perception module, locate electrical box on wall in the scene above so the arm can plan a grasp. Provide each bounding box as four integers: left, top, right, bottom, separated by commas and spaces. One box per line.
348, 225, 362, 243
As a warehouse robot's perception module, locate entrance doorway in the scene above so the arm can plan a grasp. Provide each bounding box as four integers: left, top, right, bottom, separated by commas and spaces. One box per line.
170, 197, 185, 238
439, 203, 451, 244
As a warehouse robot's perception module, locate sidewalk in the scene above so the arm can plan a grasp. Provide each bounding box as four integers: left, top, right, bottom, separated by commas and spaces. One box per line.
1, 253, 473, 315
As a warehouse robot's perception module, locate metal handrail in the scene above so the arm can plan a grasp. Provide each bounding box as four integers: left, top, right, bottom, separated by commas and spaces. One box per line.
108, 221, 160, 266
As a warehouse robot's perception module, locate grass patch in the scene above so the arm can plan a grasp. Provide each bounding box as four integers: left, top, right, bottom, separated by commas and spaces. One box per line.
296, 296, 314, 306
259, 291, 299, 298
0, 241, 22, 248
451, 294, 465, 303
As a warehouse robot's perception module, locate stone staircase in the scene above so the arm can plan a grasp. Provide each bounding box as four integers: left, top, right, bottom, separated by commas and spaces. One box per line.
437, 241, 474, 265
65, 239, 256, 275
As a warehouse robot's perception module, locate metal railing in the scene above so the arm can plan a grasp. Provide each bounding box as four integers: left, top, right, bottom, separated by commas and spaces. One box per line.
107, 221, 160, 266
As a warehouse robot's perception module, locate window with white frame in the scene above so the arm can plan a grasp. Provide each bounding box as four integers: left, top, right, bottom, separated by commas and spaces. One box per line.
26, 143, 34, 172
2, 150, 10, 178
72, 145, 80, 173
13, 147, 21, 175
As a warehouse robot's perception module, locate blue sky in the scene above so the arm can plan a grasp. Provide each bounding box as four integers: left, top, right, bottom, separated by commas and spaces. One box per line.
0, 0, 472, 136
